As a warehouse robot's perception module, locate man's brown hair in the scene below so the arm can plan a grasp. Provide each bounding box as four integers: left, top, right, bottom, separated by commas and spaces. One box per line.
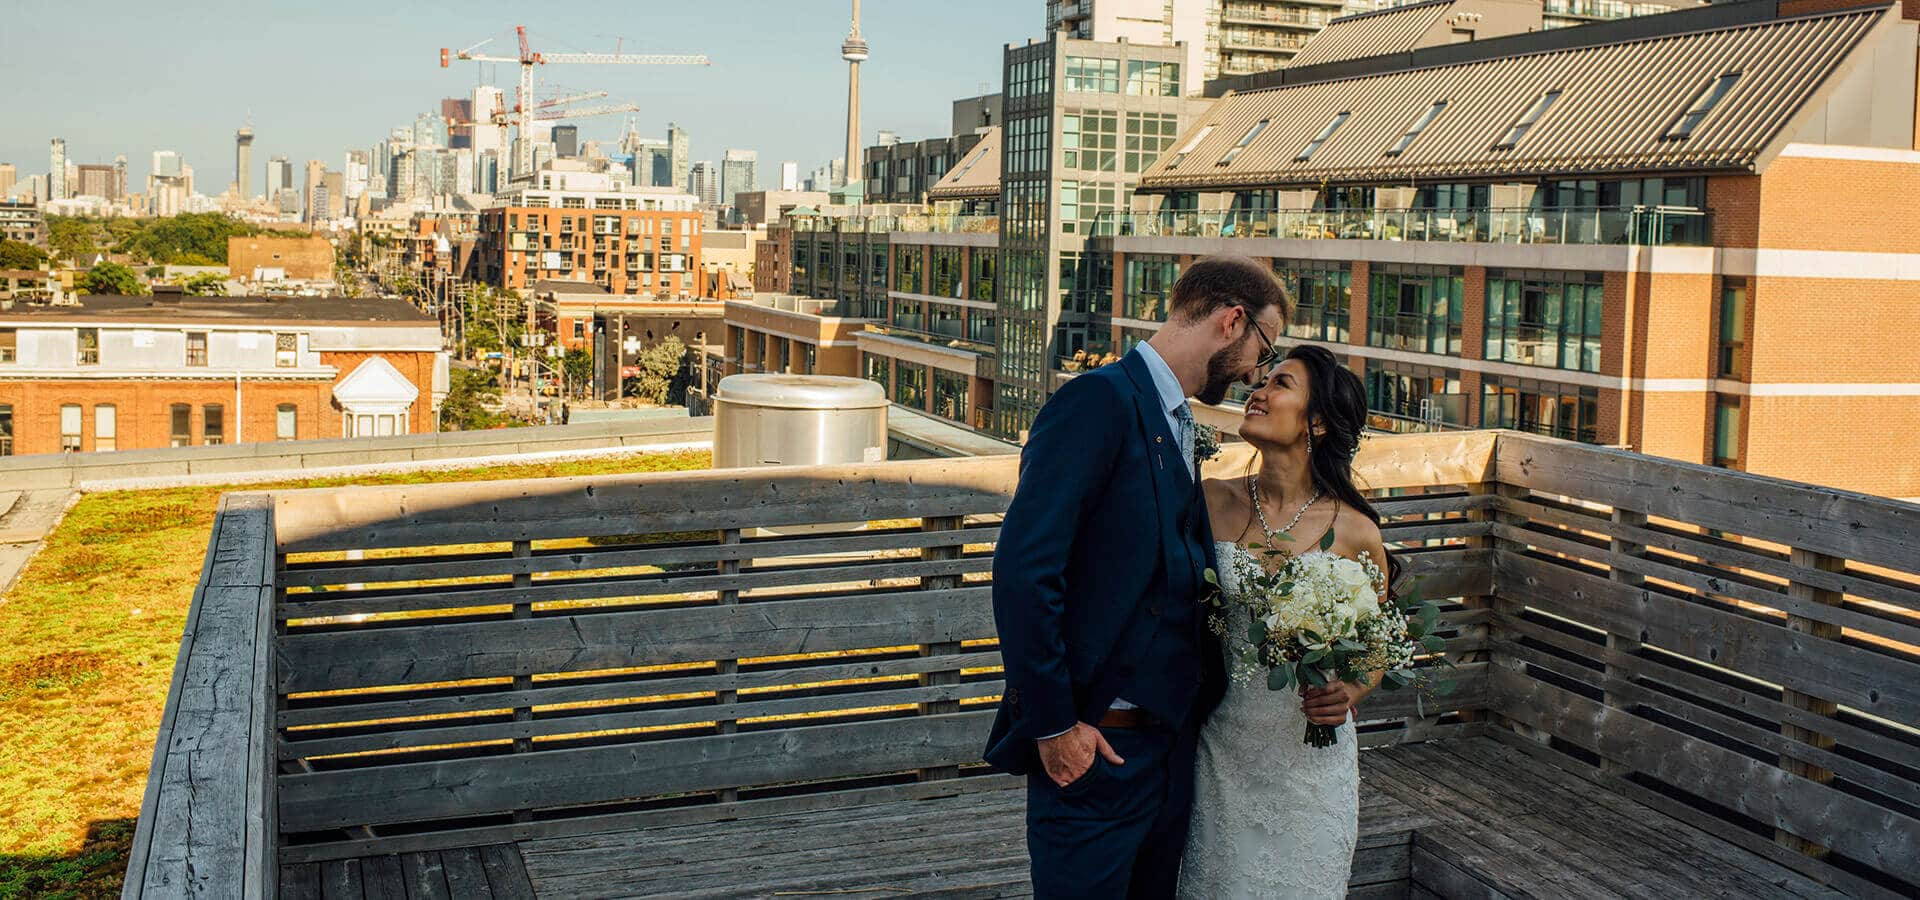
1167, 255, 1291, 325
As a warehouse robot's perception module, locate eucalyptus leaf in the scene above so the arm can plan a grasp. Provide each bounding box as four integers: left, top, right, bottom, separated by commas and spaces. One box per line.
1301, 665, 1329, 687
1267, 666, 1292, 692
1335, 639, 1365, 653
1319, 525, 1336, 551
1203, 568, 1219, 586
1248, 620, 1268, 645
1420, 634, 1447, 653
1303, 647, 1328, 665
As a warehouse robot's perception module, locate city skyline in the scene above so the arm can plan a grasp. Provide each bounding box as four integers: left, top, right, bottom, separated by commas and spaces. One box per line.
1, 0, 1024, 192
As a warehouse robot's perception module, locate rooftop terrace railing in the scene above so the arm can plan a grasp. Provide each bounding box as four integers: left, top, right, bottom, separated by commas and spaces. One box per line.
129, 430, 1919, 897
1106, 206, 1713, 246
888, 214, 1001, 235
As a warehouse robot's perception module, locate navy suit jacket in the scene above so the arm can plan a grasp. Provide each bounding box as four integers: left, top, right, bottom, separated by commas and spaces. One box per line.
983, 349, 1225, 775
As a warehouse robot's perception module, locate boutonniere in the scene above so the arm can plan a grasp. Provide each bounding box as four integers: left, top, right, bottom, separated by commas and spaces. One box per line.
1194, 423, 1221, 465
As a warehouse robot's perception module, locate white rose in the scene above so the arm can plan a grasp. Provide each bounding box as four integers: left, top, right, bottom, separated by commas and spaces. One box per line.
1333, 559, 1373, 591
1349, 581, 1381, 618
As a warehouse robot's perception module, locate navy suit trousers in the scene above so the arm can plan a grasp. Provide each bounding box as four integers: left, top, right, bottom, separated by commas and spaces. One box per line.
1025, 720, 1199, 900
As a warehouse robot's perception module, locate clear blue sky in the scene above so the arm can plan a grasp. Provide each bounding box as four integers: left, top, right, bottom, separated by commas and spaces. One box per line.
0, 0, 1036, 189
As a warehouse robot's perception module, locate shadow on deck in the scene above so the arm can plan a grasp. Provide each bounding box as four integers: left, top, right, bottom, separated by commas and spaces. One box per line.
127, 431, 1920, 899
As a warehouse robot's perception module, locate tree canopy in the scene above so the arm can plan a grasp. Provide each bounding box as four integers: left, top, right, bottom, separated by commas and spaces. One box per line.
78, 262, 147, 296
0, 240, 48, 271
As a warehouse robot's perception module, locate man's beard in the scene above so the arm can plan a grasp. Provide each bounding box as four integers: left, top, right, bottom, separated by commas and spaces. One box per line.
1195, 341, 1245, 406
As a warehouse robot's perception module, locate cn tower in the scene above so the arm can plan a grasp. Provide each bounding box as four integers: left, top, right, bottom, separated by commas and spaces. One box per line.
841, 0, 868, 197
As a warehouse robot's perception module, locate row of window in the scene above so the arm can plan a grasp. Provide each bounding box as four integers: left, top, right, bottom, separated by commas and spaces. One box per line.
1062, 57, 1182, 97
0, 329, 302, 369
862, 353, 972, 426
0, 402, 303, 454
1173, 73, 1742, 169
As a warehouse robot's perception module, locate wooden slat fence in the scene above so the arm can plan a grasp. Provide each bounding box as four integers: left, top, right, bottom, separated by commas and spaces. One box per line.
1484, 432, 1920, 899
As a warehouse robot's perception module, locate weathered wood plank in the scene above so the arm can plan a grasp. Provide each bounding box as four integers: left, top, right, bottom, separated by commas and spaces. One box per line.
1483, 729, 1891, 900
476, 844, 535, 900
1493, 494, 1920, 613
283, 680, 1005, 759
357, 855, 406, 900
1492, 431, 1920, 571
1488, 519, 1920, 647
279, 862, 322, 900
1493, 667, 1920, 885
1495, 551, 1920, 726
278, 710, 996, 832
399, 851, 450, 900
280, 650, 1005, 728
277, 776, 1023, 865
317, 858, 363, 900
277, 585, 998, 692
1496, 611, 1920, 777
272, 456, 1022, 553
280, 554, 996, 619
1373, 491, 1495, 517
1410, 842, 1509, 900
436, 847, 490, 899
127, 493, 277, 899
280, 524, 1001, 588
1498, 635, 1920, 812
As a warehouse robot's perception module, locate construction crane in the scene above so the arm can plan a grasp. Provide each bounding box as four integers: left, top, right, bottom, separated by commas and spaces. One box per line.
443, 26, 709, 181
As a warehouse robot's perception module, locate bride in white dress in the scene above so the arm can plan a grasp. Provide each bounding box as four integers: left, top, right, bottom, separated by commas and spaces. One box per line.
1180, 346, 1397, 899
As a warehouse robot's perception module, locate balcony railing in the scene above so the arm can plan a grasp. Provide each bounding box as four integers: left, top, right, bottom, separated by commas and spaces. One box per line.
889, 214, 1002, 235
132, 432, 1920, 897
1107, 206, 1713, 246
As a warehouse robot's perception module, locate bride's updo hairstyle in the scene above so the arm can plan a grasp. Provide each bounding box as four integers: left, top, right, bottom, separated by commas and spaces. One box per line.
1280, 344, 1402, 589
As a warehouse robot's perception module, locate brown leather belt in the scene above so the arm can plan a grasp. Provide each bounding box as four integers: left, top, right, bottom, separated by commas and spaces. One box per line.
1096, 707, 1158, 729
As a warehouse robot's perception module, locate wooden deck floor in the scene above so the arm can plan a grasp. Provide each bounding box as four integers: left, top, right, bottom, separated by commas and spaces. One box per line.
285, 736, 1845, 899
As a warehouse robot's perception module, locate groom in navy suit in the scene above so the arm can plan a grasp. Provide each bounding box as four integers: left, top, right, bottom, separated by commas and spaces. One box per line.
986, 256, 1289, 898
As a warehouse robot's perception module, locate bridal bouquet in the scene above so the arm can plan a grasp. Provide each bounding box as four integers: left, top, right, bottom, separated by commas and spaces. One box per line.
1203, 531, 1449, 748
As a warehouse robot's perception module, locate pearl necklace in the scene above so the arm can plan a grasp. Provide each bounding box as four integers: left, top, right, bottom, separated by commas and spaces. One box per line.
1248, 472, 1320, 552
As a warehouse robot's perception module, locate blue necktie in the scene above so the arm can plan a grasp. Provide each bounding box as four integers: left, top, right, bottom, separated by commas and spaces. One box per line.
1172, 403, 1195, 480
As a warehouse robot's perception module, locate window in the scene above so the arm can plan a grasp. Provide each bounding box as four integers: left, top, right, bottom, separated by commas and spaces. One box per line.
1713, 397, 1742, 466
1275, 260, 1352, 343
94, 404, 116, 452
0, 328, 14, 363
1497, 90, 1560, 149
1125, 60, 1180, 97
1481, 375, 1600, 443
0, 405, 12, 455
1220, 119, 1271, 166
969, 250, 996, 303
1164, 125, 1215, 169
894, 362, 927, 409
930, 248, 962, 298
1064, 56, 1120, 93
893, 245, 922, 293
801, 343, 817, 375
1293, 113, 1346, 162
60, 404, 82, 452
573, 319, 586, 341
1124, 255, 1181, 322
77, 328, 99, 366
863, 352, 890, 391
1365, 362, 1464, 430
1484, 270, 1605, 373
170, 404, 191, 448
1718, 280, 1747, 377
186, 331, 208, 366
1125, 112, 1180, 173
1388, 102, 1446, 156
1062, 112, 1117, 172
1369, 265, 1465, 355
275, 333, 298, 367
933, 370, 969, 423
1667, 74, 1739, 140
202, 404, 225, 446
276, 404, 297, 441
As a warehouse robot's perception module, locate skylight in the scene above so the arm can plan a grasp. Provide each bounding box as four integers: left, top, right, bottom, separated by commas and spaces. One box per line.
1164, 124, 1216, 169
1296, 113, 1349, 162
1495, 90, 1560, 149
1218, 119, 1271, 166
1666, 73, 1740, 140
1387, 101, 1447, 156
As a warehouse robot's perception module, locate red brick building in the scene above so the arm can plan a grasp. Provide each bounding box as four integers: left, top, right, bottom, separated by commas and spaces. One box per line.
473, 169, 704, 298
0, 291, 446, 455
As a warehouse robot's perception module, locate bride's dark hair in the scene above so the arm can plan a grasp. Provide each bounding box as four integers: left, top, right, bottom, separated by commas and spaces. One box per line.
1250, 344, 1401, 590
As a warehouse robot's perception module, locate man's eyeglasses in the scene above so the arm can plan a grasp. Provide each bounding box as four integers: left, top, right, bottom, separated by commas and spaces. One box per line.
1237, 304, 1282, 370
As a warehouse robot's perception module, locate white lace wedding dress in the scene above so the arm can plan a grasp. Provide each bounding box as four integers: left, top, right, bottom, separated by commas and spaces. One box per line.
1178, 543, 1359, 899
